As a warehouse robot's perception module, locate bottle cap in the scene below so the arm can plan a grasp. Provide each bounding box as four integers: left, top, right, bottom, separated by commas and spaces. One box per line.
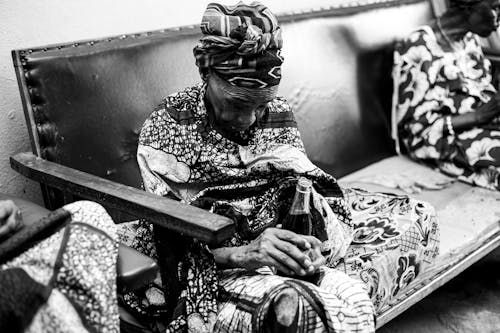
297, 177, 312, 192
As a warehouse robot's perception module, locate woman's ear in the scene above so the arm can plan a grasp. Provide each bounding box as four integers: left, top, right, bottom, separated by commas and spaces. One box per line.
205, 69, 215, 80
200, 68, 211, 82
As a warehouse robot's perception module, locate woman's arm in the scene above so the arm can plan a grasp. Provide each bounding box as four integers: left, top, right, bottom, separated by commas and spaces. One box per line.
211, 228, 324, 276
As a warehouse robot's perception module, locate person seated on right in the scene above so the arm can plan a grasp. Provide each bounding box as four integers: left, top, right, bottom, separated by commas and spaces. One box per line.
392, 0, 500, 191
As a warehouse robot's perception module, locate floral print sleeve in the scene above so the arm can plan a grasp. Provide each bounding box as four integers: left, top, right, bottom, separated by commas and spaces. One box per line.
392, 26, 496, 160
393, 26, 500, 191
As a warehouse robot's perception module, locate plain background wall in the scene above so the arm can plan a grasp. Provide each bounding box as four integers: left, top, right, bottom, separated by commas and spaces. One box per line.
0, 0, 350, 204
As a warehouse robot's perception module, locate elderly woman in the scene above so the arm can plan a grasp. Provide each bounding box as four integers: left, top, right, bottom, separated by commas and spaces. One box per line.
0, 199, 119, 332
392, 0, 500, 190
119, 2, 439, 333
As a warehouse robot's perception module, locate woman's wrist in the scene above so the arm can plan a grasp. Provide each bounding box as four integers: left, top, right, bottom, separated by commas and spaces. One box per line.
212, 245, 246, 269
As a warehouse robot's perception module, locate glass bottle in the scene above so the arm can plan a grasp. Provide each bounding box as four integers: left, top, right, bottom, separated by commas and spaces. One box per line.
281, 177, 313, 236
281, 177, 322, 283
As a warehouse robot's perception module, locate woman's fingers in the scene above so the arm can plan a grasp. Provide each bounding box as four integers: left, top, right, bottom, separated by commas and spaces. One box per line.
273, 228, 311, 250
267, 246, 308, 276
301, 235, 322, 248
254, 229, 327, 275
274, 238, 313, 272
261, 229, 311, 274
308, 247, 326, 268
275, 231, 324, 273
301, 236, 326, 273
265, 254, 296, 276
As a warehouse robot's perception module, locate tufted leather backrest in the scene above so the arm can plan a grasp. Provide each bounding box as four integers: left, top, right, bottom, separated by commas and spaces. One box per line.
13, 0, 433, 208
279, 1, 433, 173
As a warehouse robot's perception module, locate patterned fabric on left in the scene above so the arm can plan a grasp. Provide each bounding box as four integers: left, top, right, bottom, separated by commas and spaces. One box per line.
392, 25, 500, 191
1, 201, 119, 333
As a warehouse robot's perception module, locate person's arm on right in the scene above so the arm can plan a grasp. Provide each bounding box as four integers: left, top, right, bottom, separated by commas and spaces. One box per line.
450, 94, 500, 131
395, 30, 500, 146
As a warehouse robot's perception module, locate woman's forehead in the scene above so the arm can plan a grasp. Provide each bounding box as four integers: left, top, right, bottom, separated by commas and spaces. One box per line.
217, 79, 278, 102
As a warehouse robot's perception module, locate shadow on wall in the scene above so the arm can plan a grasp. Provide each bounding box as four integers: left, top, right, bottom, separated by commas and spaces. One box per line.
356, 44, 396, 154
282, 21, 397, 178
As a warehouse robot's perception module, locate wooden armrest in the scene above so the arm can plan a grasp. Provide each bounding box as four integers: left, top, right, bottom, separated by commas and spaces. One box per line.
10, 152, 234, 245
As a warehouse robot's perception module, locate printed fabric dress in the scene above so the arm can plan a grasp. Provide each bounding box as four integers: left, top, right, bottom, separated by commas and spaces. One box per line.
118, 84, 440, 333
392, 25, 500, 191
0, 201, 119, 333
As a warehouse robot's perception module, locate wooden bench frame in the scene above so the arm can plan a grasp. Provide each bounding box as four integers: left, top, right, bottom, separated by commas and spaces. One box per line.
10, 152, 500, 329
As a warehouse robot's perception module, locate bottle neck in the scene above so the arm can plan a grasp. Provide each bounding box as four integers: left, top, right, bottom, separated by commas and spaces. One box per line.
289, 188, 311, 215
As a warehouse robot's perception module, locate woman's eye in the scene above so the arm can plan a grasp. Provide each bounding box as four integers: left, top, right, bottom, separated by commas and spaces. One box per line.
256, 105, 266, 115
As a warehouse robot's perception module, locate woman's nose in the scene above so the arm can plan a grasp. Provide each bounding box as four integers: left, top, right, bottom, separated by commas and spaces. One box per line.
236, 113, 256, 126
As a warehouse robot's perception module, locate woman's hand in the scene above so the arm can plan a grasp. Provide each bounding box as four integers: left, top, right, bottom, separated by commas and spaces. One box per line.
213, 228, 324, 276
0, 200, 23, 239
301, 235, 326, 270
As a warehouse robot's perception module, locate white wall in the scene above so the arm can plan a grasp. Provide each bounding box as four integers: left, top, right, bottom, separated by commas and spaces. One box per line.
0, 0, 365, 204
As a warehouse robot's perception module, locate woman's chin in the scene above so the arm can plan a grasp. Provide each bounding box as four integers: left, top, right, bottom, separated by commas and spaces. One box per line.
477, 27, 498, 38
229, 125, 252, 132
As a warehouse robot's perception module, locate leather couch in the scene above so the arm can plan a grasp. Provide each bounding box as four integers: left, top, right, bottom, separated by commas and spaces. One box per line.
9, 0, 500, 329
13, 0, 433, 192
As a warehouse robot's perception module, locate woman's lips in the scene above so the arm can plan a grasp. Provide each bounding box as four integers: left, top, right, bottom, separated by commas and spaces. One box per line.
230, 126, 251, 131
226, 122, 254, 131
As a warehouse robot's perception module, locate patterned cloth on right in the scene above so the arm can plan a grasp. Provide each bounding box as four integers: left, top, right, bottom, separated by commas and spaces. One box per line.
392, 25, 500, 191
340, 187, 439, 312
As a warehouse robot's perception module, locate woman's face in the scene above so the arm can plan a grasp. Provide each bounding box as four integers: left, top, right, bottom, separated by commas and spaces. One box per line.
468, 0, 500, 37
205, 73, 278, 132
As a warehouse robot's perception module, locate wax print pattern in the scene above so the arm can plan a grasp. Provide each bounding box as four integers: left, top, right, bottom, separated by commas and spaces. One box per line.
118, 84, 439, 332
193, 2, 283, 88
393, 26, 500, 191
1, 201, 119, 333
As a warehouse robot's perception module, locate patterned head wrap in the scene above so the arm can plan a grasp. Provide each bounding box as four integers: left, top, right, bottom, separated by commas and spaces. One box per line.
193, 2, 284, 88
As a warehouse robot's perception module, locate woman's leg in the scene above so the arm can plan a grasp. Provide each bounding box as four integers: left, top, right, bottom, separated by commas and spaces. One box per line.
214, 267, 375, 333
338, 188, 440, 314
